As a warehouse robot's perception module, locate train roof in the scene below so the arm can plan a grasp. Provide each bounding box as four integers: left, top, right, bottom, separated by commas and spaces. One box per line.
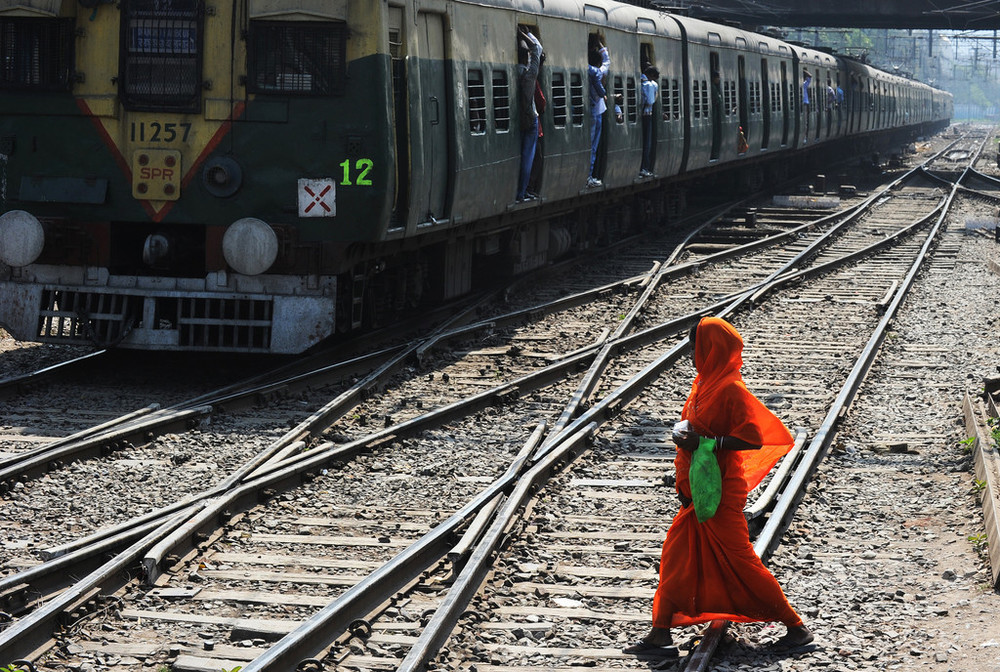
457, 0, 949, 94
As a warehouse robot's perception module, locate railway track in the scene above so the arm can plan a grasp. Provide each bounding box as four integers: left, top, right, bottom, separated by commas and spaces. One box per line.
0, 127, 992, 671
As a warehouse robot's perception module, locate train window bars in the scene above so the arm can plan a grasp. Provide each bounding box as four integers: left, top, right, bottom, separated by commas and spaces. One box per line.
0, 16, 75, 91
120, 0, 204, 111
724, 80, 736, 116
247, 20, 347, 96
570, 72, 584, 126
552, 71, 567, 127
492, 69, 510, 132
626, 76, 637, 123
468, 69, 486, 134
660, 78, 670, 120
613, 75, 624, 124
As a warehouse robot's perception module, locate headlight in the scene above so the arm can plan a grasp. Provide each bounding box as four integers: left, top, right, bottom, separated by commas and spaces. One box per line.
222, 217, 278, 275
0, 210, 44, 267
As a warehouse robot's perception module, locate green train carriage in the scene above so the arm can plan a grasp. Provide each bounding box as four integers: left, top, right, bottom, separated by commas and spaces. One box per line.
0, 0, 954, 355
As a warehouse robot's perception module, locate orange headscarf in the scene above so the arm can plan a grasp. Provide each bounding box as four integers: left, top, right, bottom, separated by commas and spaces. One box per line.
682, 317, 793, 491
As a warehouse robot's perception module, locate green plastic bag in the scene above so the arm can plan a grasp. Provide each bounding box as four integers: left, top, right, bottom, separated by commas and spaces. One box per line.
689, 436, 721, 522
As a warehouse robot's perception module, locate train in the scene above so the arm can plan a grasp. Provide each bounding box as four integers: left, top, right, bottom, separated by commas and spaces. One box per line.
0, 0, 953, 354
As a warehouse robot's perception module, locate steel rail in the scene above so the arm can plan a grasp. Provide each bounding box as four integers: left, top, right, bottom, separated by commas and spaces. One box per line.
955, 184, 1000, 201
0, 350, 107, 401
0, 508, 198, 663
0, 404, 160, 470
964, 166, 1000, 187
393, 422, 599, 672
138, 341, 606, 582
0, 346, 406, 489
191, 421, 559, 672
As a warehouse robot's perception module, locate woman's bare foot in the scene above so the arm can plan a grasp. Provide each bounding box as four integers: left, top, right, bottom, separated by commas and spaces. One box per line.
642, 626, 673, 647
772, 624, 814, 651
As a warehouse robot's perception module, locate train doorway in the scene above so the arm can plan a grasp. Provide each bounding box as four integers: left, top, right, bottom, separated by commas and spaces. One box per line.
780, 62, 789, 146
761, 58, 771, 150
388, 6, 409, 229
413, 12, 451, 224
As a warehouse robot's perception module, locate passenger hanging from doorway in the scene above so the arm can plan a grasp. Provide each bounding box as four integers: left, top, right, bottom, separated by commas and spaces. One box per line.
801, 69, 811, 143
527, 52, 547, 198
826, 79, 836, 134
737, 126, 749, 154
835, 78, 845, 133
639, 65, 659, 177
587, 36, 610, 188
516, 26, 543, 203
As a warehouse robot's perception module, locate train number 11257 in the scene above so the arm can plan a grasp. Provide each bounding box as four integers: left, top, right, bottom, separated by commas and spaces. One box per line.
130, 122, 193, 143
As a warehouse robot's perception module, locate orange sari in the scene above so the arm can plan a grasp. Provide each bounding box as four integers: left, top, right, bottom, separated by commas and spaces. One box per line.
651, 317, 802, 628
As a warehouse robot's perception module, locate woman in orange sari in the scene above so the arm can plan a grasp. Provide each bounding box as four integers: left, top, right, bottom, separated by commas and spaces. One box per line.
625, 317, 813, 655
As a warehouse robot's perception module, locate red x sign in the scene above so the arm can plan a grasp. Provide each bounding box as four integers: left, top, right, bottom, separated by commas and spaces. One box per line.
298, 178, 337, 217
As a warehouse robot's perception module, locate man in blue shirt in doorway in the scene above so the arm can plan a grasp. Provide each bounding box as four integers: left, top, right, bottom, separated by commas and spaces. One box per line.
587, 37, 610, 187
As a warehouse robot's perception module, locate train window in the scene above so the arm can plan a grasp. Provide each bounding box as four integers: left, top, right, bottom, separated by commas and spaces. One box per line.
552, 71, 567, 127
724, 80, 736, 117
626, 76, 637, 123
492, 69, 510, 132
671, 79, 680, 120
467, 69, 486, 135
570, 72, 584, 125
247, 20, 347, 96
692, 80, 700, 119
120, 0, 204, 111
612, 76, 624, 124
388, 26, 402, 59
0, 17, 74, 91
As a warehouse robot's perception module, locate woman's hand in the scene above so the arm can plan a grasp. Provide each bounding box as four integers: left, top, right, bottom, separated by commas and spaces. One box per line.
672, 420, 700, 451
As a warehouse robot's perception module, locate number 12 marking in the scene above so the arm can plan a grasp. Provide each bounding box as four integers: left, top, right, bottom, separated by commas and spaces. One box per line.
339, 158, 373, 186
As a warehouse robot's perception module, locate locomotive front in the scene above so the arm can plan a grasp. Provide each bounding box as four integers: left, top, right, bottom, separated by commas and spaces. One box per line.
0, 0, 392, 353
